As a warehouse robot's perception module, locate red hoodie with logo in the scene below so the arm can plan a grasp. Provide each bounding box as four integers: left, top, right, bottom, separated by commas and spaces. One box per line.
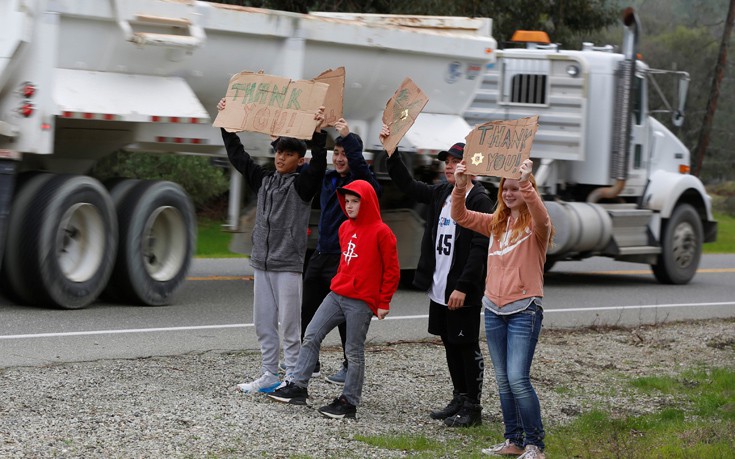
330, 180, 400, 315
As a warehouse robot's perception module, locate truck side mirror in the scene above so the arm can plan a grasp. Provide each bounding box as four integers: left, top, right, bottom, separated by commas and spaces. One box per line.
673, 74, 689, 127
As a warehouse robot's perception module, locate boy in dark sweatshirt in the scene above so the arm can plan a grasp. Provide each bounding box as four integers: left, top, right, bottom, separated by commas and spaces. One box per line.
267, 179, 400, 419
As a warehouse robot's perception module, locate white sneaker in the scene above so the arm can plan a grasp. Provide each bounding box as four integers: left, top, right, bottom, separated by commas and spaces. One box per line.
237, 372, 281, 394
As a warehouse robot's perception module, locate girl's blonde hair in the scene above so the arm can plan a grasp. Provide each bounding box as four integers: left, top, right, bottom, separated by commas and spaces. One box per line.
490, 174, 555, 246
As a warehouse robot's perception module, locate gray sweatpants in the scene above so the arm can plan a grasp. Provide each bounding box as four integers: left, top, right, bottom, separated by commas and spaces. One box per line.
253, 269, 302, 376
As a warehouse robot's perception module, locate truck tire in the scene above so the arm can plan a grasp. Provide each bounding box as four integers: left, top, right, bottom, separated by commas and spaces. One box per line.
652, 204, 703, 285
100, 178, 141, 302
6, 174, 117, 308
105, 177, 141, 205
107, 180, 195, 305
1, 173, 54, 302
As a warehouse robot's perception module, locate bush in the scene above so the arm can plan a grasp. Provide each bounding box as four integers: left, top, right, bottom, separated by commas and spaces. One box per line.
707, 181, 735, 217
92, 151, 230, 211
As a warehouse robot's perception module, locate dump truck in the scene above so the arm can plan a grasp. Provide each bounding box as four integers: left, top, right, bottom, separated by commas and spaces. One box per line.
0, 0, 497, 308
463, 8, 717, 284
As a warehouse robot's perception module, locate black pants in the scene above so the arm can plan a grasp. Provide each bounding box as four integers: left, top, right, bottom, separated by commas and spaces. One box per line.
301, 252, 347, 368
429, 301, 484, 403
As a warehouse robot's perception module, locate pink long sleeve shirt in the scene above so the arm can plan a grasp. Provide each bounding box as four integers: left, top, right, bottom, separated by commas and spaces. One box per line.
451, 180, 551, 308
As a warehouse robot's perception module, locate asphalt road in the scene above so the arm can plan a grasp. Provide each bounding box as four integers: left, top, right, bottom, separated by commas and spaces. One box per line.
1, 254, 733, 368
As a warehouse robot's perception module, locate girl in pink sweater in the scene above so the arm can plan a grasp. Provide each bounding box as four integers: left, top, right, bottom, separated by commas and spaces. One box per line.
451, 159, 554, 459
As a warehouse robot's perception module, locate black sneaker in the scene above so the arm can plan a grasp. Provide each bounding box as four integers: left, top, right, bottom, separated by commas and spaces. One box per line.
429, 393, 463, 420
444, 398, 482, 427
266, 382, 309, 405
318, 395, 356, 419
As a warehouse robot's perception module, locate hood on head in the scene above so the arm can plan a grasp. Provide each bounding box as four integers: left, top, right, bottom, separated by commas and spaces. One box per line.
337, 179, 380, 224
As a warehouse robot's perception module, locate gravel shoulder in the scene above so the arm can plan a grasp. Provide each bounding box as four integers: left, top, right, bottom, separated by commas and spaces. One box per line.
2, 319, 734, 458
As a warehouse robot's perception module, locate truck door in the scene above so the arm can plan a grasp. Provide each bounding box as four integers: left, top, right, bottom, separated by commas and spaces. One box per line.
625, 72, 649, 196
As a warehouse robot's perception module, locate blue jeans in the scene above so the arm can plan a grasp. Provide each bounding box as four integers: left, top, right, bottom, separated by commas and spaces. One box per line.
484, 300, 545, 450
292, 292, 374, 406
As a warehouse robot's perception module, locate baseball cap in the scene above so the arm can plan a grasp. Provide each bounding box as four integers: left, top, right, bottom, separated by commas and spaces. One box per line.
437, 142, 465, 161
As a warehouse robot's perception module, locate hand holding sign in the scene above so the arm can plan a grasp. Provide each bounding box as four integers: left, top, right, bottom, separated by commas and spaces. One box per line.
313, 67, 345, 127
454, 160, 469, 189
518, 159, 533, 182
464, 115, 539, 179
380, 78, 429, 155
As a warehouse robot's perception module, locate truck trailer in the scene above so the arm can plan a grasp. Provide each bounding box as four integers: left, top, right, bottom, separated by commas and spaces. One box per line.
0, 0, 497, 308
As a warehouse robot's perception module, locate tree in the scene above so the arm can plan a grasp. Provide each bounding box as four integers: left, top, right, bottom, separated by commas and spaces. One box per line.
694, 0, 735, 177
92, 152, 230, 211
203, 0, 619, 47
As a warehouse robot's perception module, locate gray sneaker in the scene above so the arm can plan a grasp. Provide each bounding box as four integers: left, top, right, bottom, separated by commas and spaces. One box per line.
325, 365, 347, 385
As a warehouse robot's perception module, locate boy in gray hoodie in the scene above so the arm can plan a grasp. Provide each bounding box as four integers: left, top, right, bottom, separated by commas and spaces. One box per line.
218, 98, 327, 393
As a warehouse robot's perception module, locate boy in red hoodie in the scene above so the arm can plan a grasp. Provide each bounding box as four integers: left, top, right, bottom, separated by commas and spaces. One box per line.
267, 179, 400, 419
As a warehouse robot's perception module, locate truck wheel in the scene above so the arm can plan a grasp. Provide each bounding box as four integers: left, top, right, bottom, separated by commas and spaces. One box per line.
107, 180, 195, 305
99, 178, 141, 302
104, 177, 141, 205
652, 204, 703, 285
1, 173, 53, 303
7, 175, 117, 308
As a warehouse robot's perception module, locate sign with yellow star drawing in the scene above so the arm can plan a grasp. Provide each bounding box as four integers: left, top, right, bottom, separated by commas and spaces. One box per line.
381, 78, 429, 155
464, 115, 539, 179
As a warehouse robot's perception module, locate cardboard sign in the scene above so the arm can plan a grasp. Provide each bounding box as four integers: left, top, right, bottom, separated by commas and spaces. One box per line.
213, 71, 328, 140
380, 78, 429, 155
464, 115, 539, 178
313, 67, 345, 127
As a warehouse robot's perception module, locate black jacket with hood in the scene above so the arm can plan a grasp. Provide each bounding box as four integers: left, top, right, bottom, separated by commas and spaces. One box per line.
386, 150, 493, 306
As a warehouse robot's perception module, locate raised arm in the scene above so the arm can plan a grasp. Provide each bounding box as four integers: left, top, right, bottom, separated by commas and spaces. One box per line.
336, 119, 382, 196
218, 98, 266, 192
382, 123, 434, 203
519, 159, 551, 244
450, 161, 493, 237
294, 107, 328, 201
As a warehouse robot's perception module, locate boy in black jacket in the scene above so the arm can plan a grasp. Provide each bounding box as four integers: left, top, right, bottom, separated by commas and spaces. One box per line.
382, 124, 494, 427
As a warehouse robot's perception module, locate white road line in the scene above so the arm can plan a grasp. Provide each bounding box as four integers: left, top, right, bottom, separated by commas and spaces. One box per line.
547, 301, 735, 313
1, 301, 733, 340
0, 323, 253, 340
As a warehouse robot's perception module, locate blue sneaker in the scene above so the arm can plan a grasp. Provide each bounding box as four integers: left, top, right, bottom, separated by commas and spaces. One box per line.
237, 372, 281, 394
325, 365, 347, 386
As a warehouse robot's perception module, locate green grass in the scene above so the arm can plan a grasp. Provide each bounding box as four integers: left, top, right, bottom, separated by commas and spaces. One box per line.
705, 212, 735, 254
353, 434, 445, 452
195, 217, 245, 258
352, 367, 735, 458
